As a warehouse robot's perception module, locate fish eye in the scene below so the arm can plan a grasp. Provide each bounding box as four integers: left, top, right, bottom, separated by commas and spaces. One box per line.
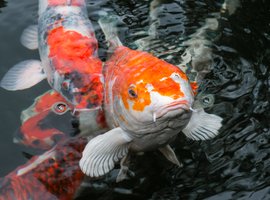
52, 102, 69, 115
128, 85, 138, 98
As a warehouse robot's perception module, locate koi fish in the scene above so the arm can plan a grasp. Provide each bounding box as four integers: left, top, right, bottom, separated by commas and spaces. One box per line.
79, 15, 223, 181
0, 0, 103, 111
0, 137, 87, 200
14, 89, 108, 150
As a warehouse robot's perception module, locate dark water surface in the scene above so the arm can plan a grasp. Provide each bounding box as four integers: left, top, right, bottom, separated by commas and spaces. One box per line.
0, 0, 270, 199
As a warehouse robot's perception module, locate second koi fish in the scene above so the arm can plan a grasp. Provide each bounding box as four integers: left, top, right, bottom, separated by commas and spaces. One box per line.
0, 0, 103, 111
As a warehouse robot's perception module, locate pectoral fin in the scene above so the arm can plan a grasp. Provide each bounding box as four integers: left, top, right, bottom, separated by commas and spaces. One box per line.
0, 60, 46, 91
182, 109, 223, 140
79, 127, 132, 177
159, 145, 182, 167
20, 25, 38, 50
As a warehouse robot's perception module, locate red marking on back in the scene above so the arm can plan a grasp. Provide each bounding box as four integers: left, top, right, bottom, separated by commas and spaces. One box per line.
48, 27, 103, 108
48, 0, 85, 6
48, 27, 99, 73
105, 46, 188, 111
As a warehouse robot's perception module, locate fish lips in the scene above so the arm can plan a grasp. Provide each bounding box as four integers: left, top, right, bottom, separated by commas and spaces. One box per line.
155, 100, 191, 120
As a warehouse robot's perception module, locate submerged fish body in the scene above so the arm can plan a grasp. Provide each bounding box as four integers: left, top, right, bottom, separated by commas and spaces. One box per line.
0, 137, 87, 200
38, 0, 103, 110
79, 15, 223, 180
15, 89, 108, 150
0, 0, 104, 111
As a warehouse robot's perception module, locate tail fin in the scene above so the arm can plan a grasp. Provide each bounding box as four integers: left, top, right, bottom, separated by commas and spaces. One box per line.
98, 13, 123, 49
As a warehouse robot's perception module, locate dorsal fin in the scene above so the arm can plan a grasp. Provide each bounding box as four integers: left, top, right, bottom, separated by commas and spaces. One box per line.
98, 13, 123, 49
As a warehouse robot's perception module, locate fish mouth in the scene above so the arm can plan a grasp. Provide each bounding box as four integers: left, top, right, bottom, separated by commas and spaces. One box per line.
154, 100, 190, 121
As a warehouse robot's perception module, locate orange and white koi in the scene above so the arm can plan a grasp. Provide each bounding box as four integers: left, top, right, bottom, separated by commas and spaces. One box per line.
0, 0, 103, 111
79, 15, 223, 181
0, 137, 87, 200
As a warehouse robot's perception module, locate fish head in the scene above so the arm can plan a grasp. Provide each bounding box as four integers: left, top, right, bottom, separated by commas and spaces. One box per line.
14, 90, 78, 150
110, 50, 195, 132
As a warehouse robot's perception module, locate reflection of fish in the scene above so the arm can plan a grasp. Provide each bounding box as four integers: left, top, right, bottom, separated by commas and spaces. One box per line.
0, 137, 87, 200
14, 90, 74, 150
80, 15, 223, 180
137, 0, 240, 84
0, 0, 103, 111
15, 89, 108, 150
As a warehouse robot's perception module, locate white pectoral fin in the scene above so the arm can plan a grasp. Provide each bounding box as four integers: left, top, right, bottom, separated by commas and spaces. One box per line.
20, 25, 38, 50
159, 145, 182, 167
182, 109, 223, 140
0, 60, 46, 91
79, 127, 132, 177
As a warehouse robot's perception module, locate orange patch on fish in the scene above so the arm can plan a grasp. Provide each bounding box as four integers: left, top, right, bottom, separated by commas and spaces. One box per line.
106, 46, 187, 111
48, 27, 100, 74
47, 27, 103, 108
190, 82, 198, 95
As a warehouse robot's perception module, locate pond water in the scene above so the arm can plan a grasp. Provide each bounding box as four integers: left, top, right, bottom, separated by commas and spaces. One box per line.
0, 0, 270, 199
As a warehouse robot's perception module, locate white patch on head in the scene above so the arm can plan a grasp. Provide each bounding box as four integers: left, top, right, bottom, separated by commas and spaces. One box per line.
136, 80, 144, 84
17, 149, 56, 176
160, 77, 168, 81
149, 91, 174, 108
170, 72, 194, 105
146, 83, 154, 92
